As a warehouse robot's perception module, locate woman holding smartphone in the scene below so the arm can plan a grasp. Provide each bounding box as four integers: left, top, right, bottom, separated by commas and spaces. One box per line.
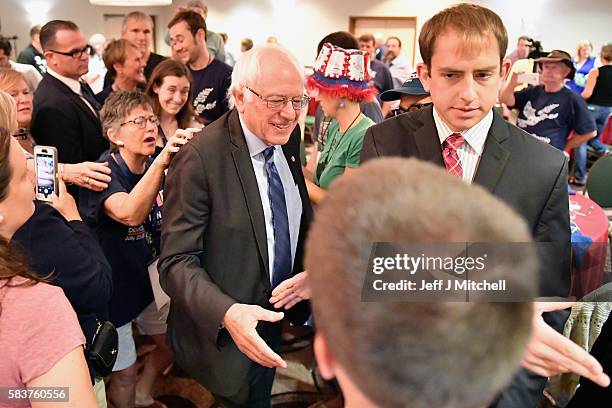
0, 69, 111, 191
79, 91, 193, 408
0, 91, 113, 405
0, 126, 98, 408
145, 59, 201, 158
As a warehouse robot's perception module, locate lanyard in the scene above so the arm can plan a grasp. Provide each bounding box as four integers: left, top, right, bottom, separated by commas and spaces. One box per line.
158, 126, 168, 147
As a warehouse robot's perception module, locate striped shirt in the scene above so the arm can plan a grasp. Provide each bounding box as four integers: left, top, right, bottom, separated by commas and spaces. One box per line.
433, 108, 493, 183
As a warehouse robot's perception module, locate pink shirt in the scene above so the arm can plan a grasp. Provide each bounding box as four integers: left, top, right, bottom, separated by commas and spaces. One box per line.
0, 278, 85, 407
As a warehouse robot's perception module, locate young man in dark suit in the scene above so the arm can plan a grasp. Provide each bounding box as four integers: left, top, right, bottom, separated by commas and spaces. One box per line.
360, 4, 609, 407
159, 44, 312, 407
31, 20, 108, 169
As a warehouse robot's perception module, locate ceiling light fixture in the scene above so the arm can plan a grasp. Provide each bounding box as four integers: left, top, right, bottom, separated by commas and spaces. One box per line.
89, 0, 172, 6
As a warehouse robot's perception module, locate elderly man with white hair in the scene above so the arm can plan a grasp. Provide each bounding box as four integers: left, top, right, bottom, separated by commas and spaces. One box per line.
159, 43, 312, 407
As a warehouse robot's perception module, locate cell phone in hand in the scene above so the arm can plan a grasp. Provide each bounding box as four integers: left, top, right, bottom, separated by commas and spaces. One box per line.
517, 72, 540, 86
34, 145, 58, 202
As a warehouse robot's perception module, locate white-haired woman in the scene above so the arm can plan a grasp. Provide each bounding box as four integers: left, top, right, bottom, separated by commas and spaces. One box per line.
79, 91, 194, 408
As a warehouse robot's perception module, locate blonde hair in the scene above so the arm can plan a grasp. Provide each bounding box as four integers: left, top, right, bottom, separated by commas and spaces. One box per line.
0, 91, 18, 132
575, 40, 593, 59
103, 39, 140, 78
0, 69, 27, 94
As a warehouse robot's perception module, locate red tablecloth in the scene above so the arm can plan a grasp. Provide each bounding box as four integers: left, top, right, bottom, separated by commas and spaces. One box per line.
570, 194, 609, 298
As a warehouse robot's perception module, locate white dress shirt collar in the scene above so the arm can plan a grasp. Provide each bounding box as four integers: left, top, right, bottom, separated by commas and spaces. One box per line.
47, 68, 82, 95
240, 115, 281, 157
433, 107, 492, 156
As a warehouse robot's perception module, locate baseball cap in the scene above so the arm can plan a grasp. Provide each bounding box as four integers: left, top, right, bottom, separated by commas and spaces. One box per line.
380, 72, 429, 101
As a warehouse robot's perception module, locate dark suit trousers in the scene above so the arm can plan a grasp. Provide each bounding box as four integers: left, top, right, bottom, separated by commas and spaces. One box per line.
213, 364, 276, 408
213, 322, 282, 408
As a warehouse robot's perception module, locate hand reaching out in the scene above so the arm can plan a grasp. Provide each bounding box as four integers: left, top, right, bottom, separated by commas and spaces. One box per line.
521, 302, 610, 388
223, 303, 287, 368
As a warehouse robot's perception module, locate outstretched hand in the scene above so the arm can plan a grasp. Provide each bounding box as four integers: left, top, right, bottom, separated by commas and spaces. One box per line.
521, 302, 610, 388
223, 303, 287, 368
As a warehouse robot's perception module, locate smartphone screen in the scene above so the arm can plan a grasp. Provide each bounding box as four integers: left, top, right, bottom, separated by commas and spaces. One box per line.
36, 153, 55, 198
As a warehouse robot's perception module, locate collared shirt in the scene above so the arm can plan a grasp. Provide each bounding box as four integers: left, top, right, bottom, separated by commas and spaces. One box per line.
433, 107, 493, 183
47, 68, 97, 115
239, 116, 303, 285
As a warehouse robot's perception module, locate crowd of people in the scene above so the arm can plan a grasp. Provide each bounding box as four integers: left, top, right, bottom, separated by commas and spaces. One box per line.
0, 1, 611, 408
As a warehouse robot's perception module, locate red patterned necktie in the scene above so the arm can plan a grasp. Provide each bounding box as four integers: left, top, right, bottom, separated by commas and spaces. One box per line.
442, 133, 465, 178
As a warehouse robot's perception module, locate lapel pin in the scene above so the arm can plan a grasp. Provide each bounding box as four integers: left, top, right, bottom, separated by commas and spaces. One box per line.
291, 156, 296, 162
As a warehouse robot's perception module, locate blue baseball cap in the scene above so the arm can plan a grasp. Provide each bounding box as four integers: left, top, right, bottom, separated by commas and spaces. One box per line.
380, 72, 429, 101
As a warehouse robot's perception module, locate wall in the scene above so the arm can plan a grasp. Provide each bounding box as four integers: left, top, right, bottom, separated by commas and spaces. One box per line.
0, 0, 173, 56
1, 0, 610, 67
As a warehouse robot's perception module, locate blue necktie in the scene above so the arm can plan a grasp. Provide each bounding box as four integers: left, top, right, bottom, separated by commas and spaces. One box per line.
80, 82, 101, 112
263, 147, 292, 288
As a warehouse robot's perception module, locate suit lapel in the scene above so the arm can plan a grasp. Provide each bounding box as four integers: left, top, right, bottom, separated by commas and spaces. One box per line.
48, 74, 101, 127
473, 111, 510, 193
412, 107, 445, 167
228, 111, 271, 285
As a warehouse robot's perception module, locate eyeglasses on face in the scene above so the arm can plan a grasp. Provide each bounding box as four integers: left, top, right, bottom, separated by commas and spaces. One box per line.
246, 87, 310, 111
389, 102, 433, 117
49, 45, 92, 59
120, 115, 160, 129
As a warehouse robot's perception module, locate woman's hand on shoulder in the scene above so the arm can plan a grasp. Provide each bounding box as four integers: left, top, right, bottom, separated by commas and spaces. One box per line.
62, 161, 111, 191
155, 128, 198, 169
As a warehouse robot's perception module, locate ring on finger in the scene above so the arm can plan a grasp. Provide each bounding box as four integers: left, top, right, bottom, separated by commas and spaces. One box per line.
85, 177, 90, 185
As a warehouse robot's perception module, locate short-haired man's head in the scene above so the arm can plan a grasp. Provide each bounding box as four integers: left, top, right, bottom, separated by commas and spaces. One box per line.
601, 43, 612, 63
227, 43, 303, 110
317, 31, 358, 55
419, 3, 508, 72
40, 20, 79, 52
240, 38, 253, 52
168, 10, 207, 39
29, 25, 42, 39
122, 11, 153, 33
103, 39, 139, 77
306, 158, 536, 408
358, 33, 375, 45
100, 91, 153, 151
186, 0, 207, 17
385, 36, 402, 48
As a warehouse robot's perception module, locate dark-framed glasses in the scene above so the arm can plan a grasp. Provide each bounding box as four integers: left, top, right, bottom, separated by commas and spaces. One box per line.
120, 115, 159, 129
246, 87, 310, 111
49, 45, 92, 59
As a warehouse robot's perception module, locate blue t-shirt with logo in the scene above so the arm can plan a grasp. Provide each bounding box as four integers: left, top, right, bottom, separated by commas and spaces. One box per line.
190, 58, 232, 125
78, 150, 163, 327
512, 85, 595, 150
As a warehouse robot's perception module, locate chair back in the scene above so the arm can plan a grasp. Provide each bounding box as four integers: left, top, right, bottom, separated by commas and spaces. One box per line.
585, 153, 612, 208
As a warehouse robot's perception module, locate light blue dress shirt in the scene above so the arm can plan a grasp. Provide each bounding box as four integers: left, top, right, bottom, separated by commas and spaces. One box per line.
239, 116, 303, 285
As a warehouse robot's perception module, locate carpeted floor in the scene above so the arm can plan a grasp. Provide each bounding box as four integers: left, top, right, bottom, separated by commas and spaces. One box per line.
111, 326, 325, 408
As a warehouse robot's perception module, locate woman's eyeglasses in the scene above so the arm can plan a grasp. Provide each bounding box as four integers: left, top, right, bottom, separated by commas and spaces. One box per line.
120, 116, 160, 129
